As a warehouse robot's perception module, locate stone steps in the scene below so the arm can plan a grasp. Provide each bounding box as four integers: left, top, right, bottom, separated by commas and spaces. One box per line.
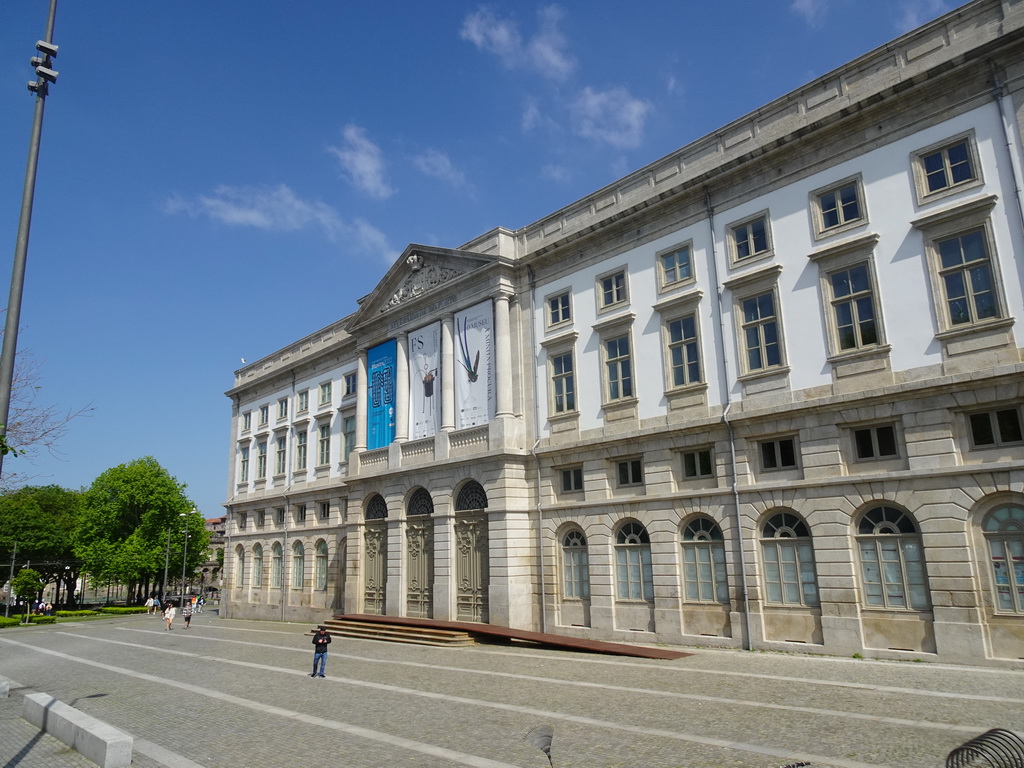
316, 618, 477, 647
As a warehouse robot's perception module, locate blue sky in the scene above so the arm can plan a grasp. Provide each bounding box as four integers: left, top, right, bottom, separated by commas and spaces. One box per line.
0, 0, 957, 518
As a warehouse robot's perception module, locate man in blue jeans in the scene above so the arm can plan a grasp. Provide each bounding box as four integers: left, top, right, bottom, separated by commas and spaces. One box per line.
311, 626, 331, 677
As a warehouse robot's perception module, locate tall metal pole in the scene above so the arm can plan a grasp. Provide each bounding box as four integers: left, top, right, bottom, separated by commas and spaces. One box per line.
161, 527, 171, 602
0, 0, 59, 478
180, 529, 189, 605
5, 541, 16, 618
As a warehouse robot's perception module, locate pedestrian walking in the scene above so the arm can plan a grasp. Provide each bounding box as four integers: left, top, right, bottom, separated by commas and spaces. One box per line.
163, 603, 176, 630
144, 597, 154, 614
182, 601, 193, 629
310, 626, 331, 677
152, 596, 161, 616
196, 597, 204, 613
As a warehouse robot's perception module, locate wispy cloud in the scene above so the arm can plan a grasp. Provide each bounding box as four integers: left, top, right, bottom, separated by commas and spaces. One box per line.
461, 5, 575, 82
571, 86, 651, 149
413, 149, 469, 189
163, 183, 397, 264
540, 164, 571, 183
895, 0, 952, 32
791, 0, 827, 26
327, 124, 395, 200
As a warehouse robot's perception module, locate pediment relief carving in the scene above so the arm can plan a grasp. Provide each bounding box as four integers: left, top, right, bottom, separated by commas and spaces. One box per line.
380, 261, 468, 314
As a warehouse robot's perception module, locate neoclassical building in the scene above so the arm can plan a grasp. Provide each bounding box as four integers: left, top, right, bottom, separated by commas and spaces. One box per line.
224, 0, 1024, 664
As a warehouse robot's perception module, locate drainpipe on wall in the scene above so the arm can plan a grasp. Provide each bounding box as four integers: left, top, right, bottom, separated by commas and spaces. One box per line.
990, 61, 1024, 246
527, 265, 548, 634
705, 188, 752, 651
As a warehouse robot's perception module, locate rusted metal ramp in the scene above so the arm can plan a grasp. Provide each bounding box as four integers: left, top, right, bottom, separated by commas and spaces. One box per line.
325, 614, 691, 660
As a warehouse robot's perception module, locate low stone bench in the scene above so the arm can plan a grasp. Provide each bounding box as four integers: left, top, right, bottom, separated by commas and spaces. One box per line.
22, 692, 133, 768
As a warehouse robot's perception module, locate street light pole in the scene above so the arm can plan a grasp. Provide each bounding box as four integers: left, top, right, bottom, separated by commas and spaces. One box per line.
161, 526, 171, 603
0, 0, 59, 478
179, 509, 199, 605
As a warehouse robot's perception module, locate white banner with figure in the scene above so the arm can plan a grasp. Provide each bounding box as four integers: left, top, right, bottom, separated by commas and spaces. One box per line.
454, 300, 494, 430
409, 322, 441, 439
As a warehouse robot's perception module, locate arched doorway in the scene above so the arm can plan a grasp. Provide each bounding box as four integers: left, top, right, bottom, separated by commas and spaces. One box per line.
364, 495, 388, 615
406, 488, 434, 618
454, 480, 489, 623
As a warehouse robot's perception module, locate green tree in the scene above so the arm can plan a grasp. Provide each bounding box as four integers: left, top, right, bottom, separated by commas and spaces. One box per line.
11, 567, 44, 619
74, 457, 208, 601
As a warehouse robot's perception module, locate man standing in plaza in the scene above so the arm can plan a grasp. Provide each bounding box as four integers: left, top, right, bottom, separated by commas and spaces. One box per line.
311, 625, 331, 677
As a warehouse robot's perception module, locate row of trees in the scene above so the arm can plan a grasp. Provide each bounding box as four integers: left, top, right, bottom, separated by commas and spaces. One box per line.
0, 457, 212, 608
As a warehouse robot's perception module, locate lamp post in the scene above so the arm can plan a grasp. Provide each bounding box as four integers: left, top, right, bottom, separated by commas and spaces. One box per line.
161, 526, 172, 603
0, 0, 59, 478
179, 509, 199, 605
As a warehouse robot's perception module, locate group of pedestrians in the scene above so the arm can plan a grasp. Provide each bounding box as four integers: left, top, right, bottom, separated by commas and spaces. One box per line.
143, 596, 203, 630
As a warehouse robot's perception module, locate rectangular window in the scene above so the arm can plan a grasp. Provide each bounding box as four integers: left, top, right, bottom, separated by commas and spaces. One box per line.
548, 292, 571, 327
239, 446, 250, 483
560, 467, 583, 493
297, 504, 307, 523
741, 292, 781, 372
818, 181, 862, 231
829, 263, 879, 351
969, 408, 1023, 448
918, 137, 977, 196
344, 372, 357, 397
732, 215, 770, 261
598, 270, 628, 309
257, 509, 266, 527
258, 405, 269, 426
275, 508, 285, 525
682, 448, 714, 479
238, 512, 247, 530
343, 415, 356, 460
550, 351, 576, 413
318, 423, 331, 465
659, 245, 692, 288
319, 502, 330, 520
319, 382, 332, 406
242, 412, 252, 431
275, 436, 287, 475
295, 431, 308, 471
605, 335, 633, 401
277, 398, 288, 419
760, 438, 797, 471
297, 390, 309, 412
853, 425, 899, 460
617, 458, 643, 487
937, 229, 999, 327
667, 314, 701, 387
256, 442, 267, 479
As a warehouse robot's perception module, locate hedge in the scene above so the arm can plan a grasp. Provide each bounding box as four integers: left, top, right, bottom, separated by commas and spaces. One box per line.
95, 606, 148, 615
29, 615, 57, 625
0, 616, 21, 629
55, 610, 100, 618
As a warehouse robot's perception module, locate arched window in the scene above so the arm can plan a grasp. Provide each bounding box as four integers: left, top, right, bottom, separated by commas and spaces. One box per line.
561, 529, 590, 599
681, 517, 728, 603
271, 542, 283, 588
456, 481, 488, 511
366, 494, 388, 520
982, 505, 1024, 613
760, 512, 818, 606
252, 544, 264, 588
856, 506, 929, 610
292, 541, 305, 589
615, 521, 653, 601
315, 540, 329, 591
234, 545, 245, 588
408, 488, 434, 516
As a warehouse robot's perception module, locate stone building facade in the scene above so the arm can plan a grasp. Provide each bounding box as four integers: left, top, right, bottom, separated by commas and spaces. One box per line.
224, 0, 1024, 664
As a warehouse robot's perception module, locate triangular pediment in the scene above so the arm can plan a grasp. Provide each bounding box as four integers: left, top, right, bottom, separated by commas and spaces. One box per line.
346, 244, 498, 332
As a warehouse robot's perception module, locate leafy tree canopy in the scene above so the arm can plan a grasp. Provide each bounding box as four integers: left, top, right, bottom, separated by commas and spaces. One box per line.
0, 485, 81, 565
11, 567, 43, 601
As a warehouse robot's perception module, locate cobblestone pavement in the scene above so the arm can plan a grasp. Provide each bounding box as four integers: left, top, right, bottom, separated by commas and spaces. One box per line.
1, 612, 1022, 768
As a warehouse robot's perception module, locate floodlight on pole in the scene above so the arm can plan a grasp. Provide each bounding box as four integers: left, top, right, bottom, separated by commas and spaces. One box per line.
0, 0, 59, 480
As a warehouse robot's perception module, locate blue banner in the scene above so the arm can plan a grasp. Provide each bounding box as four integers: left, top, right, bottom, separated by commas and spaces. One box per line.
367, 339, 397, 450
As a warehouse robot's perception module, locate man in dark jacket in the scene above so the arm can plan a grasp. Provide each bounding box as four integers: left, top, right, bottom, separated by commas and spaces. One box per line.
311, 626, 331, 677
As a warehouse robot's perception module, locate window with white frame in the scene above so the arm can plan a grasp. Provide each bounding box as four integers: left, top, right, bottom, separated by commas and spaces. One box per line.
319, 501, 330, 520
968, 407, 1023, 449
812, 176, 865, 238
560, 466, 583, 494
682, 448, 714, 479
730, 212, 772, 262
295, 430, 308, 471
615, 521, 653, 601
238, 512, 247, 531
252, 544, 264, 588
547, 291, 571, 328
234, 545, 245, 587
852, 424, 899, 460
257, 509, 266, 527
271, 542, 283, 587
291, 541, 305, 588
681, 517, 728, 603
658, 244, 693, 289
829, 262, 880, 351
913, 134, 980, 202
318, 423, 331, 466
550, 350, 576, 414
982, 505, 1024, 613
856, 506, 930, 610
343, 372, 357, 398
561, 529, 590, 599
319, 381, 332, 406
741, 291, 783, 373
258, 405, 269, 425
342, 414, 356, 460
242, 411, 252, 431
666, 313, 701, 388
604, 334, 633, 401
256, 442, 267, 479
277, 398, 288, 419
275, 508, 285, 525
239, 446, 250, 483
275, 436, 287, 475
297, 504, 307, 523
297, 390, 309, 413
760, 437, 798, 471
598, 269, 628, 310
315, 540, 329, 590
616, 457, 643, 488
760, 512, 818, 606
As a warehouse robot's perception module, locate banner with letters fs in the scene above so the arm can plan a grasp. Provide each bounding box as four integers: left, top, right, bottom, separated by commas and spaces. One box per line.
409, 322, 441, 439
454, 300, 494, 430
367, 339, 397, 450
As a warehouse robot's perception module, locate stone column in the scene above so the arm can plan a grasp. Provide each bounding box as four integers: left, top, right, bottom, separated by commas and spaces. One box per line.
355, 349, 368, 451
441, 314, 455, 432
494, 292, 513, 417
395, 333, 409, 442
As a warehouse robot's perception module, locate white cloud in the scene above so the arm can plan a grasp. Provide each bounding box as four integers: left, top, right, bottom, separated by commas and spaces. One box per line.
326, 124, 395, 200
895, 0, 951, 32
540, 164, 571, 183
461, 5, 575, 81
413, 149, 468, 188
791, 0, 827, 26
570, 86, 652, 149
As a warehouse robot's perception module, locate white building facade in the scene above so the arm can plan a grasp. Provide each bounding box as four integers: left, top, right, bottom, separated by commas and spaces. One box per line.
225, 0, 1024, 664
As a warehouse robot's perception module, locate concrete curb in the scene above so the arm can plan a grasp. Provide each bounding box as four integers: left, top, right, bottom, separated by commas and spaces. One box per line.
22, 692, 133, 768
